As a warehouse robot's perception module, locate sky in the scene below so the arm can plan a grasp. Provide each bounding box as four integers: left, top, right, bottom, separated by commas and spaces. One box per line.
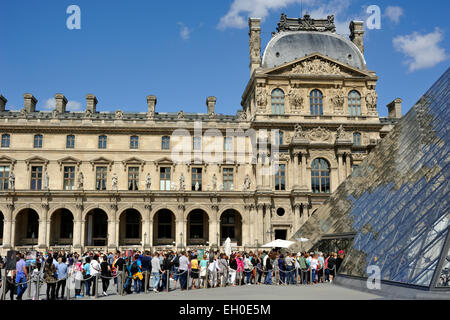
0, 0, 449, 117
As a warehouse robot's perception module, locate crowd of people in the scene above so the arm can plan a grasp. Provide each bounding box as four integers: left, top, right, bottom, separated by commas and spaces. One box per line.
0, 249, 345, 300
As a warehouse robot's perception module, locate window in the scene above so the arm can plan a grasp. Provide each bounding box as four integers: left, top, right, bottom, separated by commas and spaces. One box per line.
189, 211, 204, 239
311, 158, 330, 193
353, 132, 362, 146
130, 136, 139, 149
275, 131, 284, 145
66, 135, 75, 149
160, 167, 171, 191
0, 166, 10, 190
162, 136, 170, 150
224, 137, 233, 151
310, 90, 323, 116
125, 211, 140, 239
275, 164, 286, 190
271, 88, 285, 114
191, 168, 202, 191
98, 135, 107, 149
158, 211, 172, 239
30, 166, 43, 190
63, 166, 75, 190
96, 167, 107, 190
223, 168, 234, 191
193, 136, 202, 151
348, 90, 361, 116
1, 134, 10, 148
128, 167, 139, 191
34, 134, 43, 148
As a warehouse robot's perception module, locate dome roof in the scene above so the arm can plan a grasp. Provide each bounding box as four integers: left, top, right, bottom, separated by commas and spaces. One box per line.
262, 31, 366, 70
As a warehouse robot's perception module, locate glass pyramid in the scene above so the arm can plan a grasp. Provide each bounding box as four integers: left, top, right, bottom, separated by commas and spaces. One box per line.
293, 68, 449, 289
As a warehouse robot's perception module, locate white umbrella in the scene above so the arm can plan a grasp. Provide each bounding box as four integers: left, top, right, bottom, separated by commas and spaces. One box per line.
262, 239, 295, 248
295, 238, 309, 242
224, 237, 232, 257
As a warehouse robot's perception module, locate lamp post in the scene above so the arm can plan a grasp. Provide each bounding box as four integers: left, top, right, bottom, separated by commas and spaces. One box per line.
144, 232, 147, 250
180, 232, 183, 250
216, 232, 220, 250
31, 232, 35, 251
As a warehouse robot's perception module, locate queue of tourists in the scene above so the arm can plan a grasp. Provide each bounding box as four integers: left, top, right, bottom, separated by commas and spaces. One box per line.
0, 249, 345, 300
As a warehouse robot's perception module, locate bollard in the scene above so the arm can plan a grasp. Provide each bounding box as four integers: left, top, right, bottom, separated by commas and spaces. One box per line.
94, 274, 99, 298
144, 271, 148, 294
187, 270, 190, 291
1, 270, 5, 300
120, 271, 124, 296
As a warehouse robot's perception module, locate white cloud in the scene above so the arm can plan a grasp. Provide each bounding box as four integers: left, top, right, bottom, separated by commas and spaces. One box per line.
218, 0, 313, 30
178, 22, 192, 40
384, 6, 403, 24
303, 0, 351, 35
393, 28, 448, 72
43, 98, 82, 111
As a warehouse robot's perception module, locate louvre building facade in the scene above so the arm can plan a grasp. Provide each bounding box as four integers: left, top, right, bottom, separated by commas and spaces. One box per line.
294, 68, 449, 296
0, 14, 399, 254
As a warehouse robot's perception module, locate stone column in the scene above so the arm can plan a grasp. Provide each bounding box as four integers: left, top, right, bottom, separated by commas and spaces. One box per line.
38, 204, 49, 249
293, 153, 299, 187
345, 153, 351, 178
256, 155, 262, 187
73, 204, 83, 250
337, 153, 344, 184
108, 204, 118, 250
10, 220, 15, 248
80, 220, 86, 249
2, 204, 14, 249
45, 219, 51, 248
208, 205, 219, 248
175, 204, 185, 249
301, 153, 307, 188
143, 204, 152, 249
263, 155, 270, 188
243, 205, 252, 247
293, 204, 300, 232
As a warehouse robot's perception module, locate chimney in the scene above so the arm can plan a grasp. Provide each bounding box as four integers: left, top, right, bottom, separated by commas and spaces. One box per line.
54, 94, 68, 113
86, 94, 98, 113
206, 96, 216, 115
147, 95, 157, 114
349, 21, 364, 54
248, 18, 262, 76
24, 93, 38, 112
0, 94, 7, 111
387, 98, 402, 119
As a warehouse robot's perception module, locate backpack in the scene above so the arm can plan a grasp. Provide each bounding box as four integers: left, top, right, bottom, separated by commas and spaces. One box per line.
172, 255, 180, 267
131, 261, 139, 274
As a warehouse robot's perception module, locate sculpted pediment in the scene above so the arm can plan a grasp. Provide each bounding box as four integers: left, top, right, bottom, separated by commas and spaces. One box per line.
262, 53, 372, 77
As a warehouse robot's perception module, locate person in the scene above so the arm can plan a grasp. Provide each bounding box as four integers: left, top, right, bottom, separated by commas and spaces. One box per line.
229, 255, 237, 286
73, 259, 84, 298
123, 258, 133, 294
90, 254, 101, 296
151, 252, 161, 293
243, 254, 252, 285
131, 254, 143, 293
336, 251, 344, 273
190, 254, 199, 289
254, 254, 263, 285
277, 254, 286, 285
199, 255, 208, 288
298, 252, 308, 284
236, 254, 244, 285
83, 256, 92, 297
141, 251, 152, 292
100, 255, 111, 296
56, 256, 68, 299
219, 254, 229, 287
178, 251, 189, 290
285, 253, 295, 285
113, 252, 126, 292
310, 253, 319, 284
318, 252, 325, 283
3, 265, 16, 300
264, 252, 273, 285
15, 253, 29, 300
160, 253, 172, 291
326, 252, 337, 282
44, 256, 57, 300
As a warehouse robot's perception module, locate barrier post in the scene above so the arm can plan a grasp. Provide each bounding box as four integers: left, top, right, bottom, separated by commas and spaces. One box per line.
1, 270, 6, 300
144, 271, 148, 294
66, 276, 70, 300
94, 274, 98, 298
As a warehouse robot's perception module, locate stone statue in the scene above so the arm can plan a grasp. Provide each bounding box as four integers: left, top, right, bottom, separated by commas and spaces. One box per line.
179, 173, 185, 191
8, 172, 15, 190
336, 125, 345, 139
195, 182, 200, 191
77, 172, 84, 190
294, 124, 306, 139
145, 173, 151, 190
178, 110, 185, 119
212, 174, 217, 191
112, 173, 118, 191
43, 171, 49, 190
243, 174, 251, 191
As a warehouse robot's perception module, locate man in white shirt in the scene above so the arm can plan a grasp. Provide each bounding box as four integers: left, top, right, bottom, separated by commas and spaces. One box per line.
178, 252, 190, 291
89, 255, 101, 297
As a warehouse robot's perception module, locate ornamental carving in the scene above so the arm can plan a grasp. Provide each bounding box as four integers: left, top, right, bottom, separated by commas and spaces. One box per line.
331, 89, 345, 114
237, 110, 247, 121
366, 90, 378, 113
84, 109, 92, 118
291, 58, 342, 76
288, 89, 304, 112
250, 31, 261, 62
115, 110, 123, 119
293, 124, 307, 140
255, 87, 267, 110
308, 127, 332, 142
178, 110, 185, 119
336, 125, 351, 141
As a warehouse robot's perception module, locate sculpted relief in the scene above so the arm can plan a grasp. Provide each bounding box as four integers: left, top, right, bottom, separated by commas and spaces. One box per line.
288, 88, 304, 113
255, 87, 267, 112
291, 58, 344, 76
365, 90, 378, 115
330, 89, 345, 115
308, 127, 332, 142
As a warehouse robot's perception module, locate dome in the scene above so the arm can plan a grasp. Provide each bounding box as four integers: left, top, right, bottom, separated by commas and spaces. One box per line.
262, 31, 366, 70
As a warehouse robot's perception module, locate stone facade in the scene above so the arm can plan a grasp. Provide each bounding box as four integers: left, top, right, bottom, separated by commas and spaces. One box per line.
0, 14, 400, 254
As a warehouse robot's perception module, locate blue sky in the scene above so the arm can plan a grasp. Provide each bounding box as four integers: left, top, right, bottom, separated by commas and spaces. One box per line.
0, 0, 448, 117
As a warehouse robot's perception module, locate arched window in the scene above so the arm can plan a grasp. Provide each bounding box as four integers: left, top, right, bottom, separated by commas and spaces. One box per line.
348, 90, 361, 116
353, 132, 362, 145
311, 158, 330, 193
1, 134, 10, 148
34, 134, 43, 148
310, 90, 323, 115
271, 89, 285, 114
